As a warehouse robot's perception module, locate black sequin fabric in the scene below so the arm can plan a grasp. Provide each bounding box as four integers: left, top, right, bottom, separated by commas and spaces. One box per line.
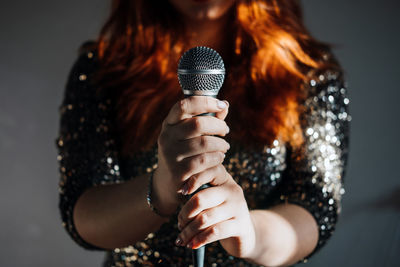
55, 48, 351, 267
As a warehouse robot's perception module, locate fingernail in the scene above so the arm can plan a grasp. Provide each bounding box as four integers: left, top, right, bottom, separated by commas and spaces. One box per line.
182, 184, 188, 195
175, 237, 183, 246
186, 241, 193, 249
226, 126, 230, 134
217, 100, 226, 109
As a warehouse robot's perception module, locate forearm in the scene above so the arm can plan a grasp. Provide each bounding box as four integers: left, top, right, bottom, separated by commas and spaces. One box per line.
73, 172, 171, 249
246, 203, 319, 267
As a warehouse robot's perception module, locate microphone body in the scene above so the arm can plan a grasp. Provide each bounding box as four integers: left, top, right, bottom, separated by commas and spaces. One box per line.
177, 46, 226, 267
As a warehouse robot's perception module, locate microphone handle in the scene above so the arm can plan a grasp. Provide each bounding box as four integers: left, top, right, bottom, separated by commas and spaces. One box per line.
190, 183, 210, 267
184, 94, 218, 267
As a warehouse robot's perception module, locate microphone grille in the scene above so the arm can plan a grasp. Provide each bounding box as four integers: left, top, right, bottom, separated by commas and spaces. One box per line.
178, 46, 225, 95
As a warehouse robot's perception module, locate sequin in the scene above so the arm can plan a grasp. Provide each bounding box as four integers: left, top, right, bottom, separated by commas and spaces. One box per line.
79, 74, 87, 81
55, 48, 350, 266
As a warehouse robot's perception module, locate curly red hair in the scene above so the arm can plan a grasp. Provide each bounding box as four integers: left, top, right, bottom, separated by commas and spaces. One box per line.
93, 0, 339, 156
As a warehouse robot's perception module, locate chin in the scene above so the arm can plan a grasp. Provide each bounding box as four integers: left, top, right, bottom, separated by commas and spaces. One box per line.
169, 0, 235, 21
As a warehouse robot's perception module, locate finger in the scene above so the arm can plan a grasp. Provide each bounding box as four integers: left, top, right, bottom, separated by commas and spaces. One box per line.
215, 100, 229, 121
187, 219, 237, 249
179, 151, 225, 182
175, 136, 230, 161
170, 116, 230, 140
165, 96, 228, 125
183, 164, 229, 195
178, 185, 229, 226
176, 202, 234, 247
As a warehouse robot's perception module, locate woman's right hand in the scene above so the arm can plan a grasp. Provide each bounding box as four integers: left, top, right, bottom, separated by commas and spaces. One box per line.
152, 96, 230, 216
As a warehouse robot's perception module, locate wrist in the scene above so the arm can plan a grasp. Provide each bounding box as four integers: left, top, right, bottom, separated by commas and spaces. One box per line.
245, 211, 262, 260
246, 209, 293, 267
151, 168, 180, 216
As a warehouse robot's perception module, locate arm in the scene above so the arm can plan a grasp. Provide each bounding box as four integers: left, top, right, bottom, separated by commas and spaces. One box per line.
73, 172, 169, 249
56, 48, 230, 249
248, 204, 318, 266
246, 67, 351, 266
174, 67, 350, 265
56, 49, 169, 250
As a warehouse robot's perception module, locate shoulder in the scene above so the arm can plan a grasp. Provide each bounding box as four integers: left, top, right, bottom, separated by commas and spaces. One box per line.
63, 41, 101, 103
298, 47, 349, 114
297, 47, 351, 132
69, 40, 98, 81
304, 47, 347, 95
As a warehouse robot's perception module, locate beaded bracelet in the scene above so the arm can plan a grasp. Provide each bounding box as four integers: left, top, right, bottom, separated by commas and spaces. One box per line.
146, 170, 171, 218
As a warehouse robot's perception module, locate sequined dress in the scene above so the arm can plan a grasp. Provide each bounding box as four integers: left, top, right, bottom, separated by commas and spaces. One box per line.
55, 48, 351, 267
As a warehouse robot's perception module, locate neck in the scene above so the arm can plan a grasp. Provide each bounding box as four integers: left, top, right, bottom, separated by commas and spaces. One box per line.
183, 10, 233, 58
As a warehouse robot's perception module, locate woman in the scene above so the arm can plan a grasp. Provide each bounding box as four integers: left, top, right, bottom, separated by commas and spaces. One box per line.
56, 0, 351, 266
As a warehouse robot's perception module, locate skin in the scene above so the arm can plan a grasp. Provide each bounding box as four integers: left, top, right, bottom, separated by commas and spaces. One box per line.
168, 0, 236, 21
154, 97, 256, 258
169, 0, 236, 58
163, 1, 318, 264
73, 1, 319, 266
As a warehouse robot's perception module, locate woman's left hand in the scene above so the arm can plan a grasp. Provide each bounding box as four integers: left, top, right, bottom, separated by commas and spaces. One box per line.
175, 165, 257, 258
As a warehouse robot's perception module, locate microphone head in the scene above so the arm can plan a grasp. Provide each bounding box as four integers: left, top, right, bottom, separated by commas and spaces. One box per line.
177, 46, 225, 97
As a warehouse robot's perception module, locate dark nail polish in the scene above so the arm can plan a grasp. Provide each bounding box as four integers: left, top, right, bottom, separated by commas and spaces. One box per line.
175, 237, 182, 246
182, 184, 188, 195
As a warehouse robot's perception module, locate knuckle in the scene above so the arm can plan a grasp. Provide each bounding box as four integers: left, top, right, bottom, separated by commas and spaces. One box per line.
199, 136, 208, 149
185, 225, 195, 237
193, 195, 202, 209
232, 183, 244, 195
199, 213, 208, 226
215, 165, 225, 179
179, 99, 188, 114
197, 233, 207, 244
209, 225, 219, 237
192, 117, 203, 131
198, 154, 206, 165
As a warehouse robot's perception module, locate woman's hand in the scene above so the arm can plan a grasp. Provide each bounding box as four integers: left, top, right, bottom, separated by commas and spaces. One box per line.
175, 167, 257, 259
153, 96, 230, 216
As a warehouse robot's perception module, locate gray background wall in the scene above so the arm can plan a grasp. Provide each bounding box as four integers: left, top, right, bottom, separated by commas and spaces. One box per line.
0, 0, 399, 266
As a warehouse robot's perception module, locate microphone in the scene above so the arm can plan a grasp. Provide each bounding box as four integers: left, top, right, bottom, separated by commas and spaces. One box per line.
177, 46, 226, 267
178, 45, 225, 96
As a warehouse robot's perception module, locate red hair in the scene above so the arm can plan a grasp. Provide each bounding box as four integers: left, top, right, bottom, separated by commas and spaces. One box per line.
93, 0, 339, 156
